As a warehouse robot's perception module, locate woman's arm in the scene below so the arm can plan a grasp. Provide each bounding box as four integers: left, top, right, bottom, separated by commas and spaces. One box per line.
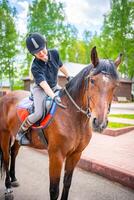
59, 65, 69, 78
40, 81, 55, 99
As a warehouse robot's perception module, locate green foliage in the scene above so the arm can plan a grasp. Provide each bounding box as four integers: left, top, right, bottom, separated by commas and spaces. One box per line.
20, 34, 33, 77
90, 0, 134, 78
1, 0, 133, 87
27, 0, 66, 47
58, 24, 79, 61
82, 30, 92, 64
22, 0, 80, 74
0, 0, 18, 89
60, 28, 91, 64
12, 79, 24, 90
65, 39, 87, 64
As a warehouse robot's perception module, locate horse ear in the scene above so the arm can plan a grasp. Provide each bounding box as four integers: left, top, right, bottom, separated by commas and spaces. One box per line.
91, 46, 99, 67
114, 53, 123, 68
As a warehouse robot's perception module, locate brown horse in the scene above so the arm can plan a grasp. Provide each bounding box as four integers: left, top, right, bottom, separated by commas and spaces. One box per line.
0, 47, 121, 200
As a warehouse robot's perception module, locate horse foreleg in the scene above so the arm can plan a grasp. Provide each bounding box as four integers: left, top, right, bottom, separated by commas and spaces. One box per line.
10, 140, 20, 187
60, 151, 82, 200
49, 151, 64, 200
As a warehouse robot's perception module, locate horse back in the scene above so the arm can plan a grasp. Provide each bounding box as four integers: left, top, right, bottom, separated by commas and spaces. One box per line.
0, 90, 29, 132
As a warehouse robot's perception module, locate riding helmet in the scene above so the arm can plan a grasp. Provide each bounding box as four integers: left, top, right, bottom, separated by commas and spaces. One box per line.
26, 33, 47, 54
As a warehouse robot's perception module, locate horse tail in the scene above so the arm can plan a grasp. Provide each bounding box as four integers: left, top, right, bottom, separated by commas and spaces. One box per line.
0, 147, 4, 178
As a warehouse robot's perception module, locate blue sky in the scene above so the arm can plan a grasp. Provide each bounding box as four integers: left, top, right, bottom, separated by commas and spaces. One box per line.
9, 0, 111, 36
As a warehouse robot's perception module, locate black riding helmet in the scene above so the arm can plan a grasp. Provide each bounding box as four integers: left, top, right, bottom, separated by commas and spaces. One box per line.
26, 33, 47, 54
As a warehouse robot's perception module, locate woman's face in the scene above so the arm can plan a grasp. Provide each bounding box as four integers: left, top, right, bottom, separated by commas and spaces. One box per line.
34, 48, 48, 61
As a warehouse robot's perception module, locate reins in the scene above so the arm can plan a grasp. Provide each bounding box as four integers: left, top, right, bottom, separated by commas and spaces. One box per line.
64, 86, 91, 118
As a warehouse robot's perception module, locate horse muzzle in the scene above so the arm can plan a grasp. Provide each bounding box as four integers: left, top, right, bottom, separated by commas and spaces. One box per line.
92, 118, 108, 133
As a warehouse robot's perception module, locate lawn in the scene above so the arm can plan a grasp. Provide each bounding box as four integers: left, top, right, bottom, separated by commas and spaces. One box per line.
109, 114, 134, 119
108, 122, 133, 128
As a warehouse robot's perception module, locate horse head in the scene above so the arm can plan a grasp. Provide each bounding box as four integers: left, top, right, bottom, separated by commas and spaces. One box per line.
87, 47, 122, 133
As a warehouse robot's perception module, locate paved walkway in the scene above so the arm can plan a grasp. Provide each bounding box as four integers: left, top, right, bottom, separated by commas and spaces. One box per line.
80, 102, 134, 187
1, 148, 134, 200
108, 102, 134, 124
78, 130, 134, 189
82, 131, 134, 173
110, 103, 134, 114
111, 103, 134, 109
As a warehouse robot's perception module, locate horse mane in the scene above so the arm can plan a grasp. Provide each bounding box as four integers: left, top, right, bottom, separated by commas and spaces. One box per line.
91, 59, 119, 80
61, 59, 118, 99
64, 65, 92, 98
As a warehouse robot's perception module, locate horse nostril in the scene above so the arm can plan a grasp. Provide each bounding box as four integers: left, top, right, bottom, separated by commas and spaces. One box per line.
100, 120, 108, 130
100, 123, 105, 129
93, 118, 99, 126
92, 118, 108, 132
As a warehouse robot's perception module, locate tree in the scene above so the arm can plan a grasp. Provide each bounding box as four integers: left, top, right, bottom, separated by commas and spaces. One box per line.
22, 0, 79, 75
100, 0, 134, 78
0, 0, 18, 89
59, 26, 91, 64
27, 0, 66, 47
82, 30, 92, 64
59, 24, 79, 62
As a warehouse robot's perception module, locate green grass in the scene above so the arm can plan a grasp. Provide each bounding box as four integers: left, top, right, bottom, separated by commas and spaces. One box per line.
108, 122, 133, 128
109, 114, 134, 119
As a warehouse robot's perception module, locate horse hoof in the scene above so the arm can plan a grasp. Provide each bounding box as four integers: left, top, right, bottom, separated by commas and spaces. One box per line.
11, 180, 20, 187
5, 194, 14, 200
5, 189, 14, 200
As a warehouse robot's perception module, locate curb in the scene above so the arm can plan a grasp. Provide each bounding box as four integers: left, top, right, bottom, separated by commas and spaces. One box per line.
77, 156, 134, 190
34, 148, 134, 190
102, 126, 134, 136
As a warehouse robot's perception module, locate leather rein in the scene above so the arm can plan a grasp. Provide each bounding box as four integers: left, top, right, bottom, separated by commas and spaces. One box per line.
64, 86, 91, 118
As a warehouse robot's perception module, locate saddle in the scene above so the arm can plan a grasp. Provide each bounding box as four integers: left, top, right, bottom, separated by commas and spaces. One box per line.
17, 91, 59, 130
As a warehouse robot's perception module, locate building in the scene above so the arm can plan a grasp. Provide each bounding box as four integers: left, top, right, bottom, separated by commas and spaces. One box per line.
22, 62, 133, 101
114, 78, 134, 101
58, 62, 86, 87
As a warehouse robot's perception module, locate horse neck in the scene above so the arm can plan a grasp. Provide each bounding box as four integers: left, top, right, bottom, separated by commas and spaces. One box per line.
66, 79, 88, 111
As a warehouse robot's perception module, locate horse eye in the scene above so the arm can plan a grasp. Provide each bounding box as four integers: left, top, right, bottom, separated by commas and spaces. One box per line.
90, 79, 95, 85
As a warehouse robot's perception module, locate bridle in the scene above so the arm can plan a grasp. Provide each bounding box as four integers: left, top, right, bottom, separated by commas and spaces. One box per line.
64, 70, 112, 119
